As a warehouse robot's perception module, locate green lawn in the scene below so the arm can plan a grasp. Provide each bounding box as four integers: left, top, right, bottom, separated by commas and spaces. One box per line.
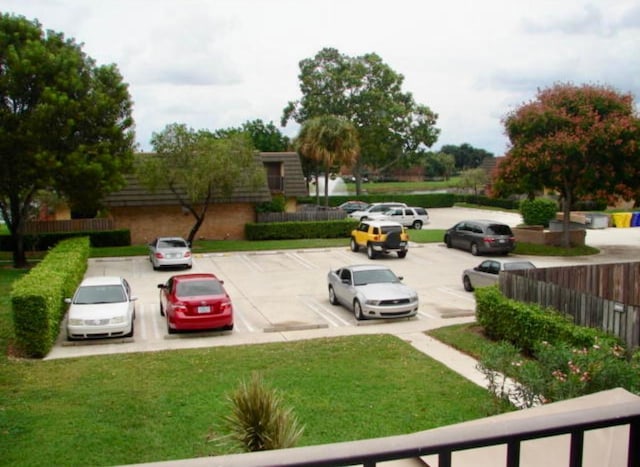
0, 260, 500, 466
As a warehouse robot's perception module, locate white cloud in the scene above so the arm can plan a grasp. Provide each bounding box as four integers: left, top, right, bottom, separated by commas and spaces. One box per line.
4, 0, 640, 155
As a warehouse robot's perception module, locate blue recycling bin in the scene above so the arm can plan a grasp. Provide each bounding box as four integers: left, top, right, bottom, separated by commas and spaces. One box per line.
632, 212, 640, 227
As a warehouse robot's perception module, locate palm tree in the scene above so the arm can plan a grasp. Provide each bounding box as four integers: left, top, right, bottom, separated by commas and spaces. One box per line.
295, 115, 360, 207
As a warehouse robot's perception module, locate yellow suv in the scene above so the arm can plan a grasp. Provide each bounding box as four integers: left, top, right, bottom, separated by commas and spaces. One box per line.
350, 220, 409, 259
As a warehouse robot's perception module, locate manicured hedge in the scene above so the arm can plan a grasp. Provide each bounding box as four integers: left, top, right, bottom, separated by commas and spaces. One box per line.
475, 286, 618, 355
454, 194, 520, 210
245, 219, 358, 241
11, 237, 90, 358
297, 193, 457, 208
0, 229, 130, 251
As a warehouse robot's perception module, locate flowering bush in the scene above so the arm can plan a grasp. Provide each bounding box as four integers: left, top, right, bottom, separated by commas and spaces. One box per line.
477, 339, 640, 409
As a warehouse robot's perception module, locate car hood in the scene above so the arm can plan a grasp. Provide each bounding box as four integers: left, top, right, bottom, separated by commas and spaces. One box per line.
356, 282, 416, 300
68, 302, 130, 320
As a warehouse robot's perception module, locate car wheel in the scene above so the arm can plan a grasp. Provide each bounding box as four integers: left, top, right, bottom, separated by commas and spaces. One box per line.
471, 243, 479, 256
412, 220, 423, 229
354, 300, 364, 321
223, 323, 234, 331
367, 244, 376, 259
159, 301, 165, 316
350, 237, 359, 252
445, 236, 452, 248
328, 286, 339, 305
397, 250, 407, 258
463, 275, 474, 292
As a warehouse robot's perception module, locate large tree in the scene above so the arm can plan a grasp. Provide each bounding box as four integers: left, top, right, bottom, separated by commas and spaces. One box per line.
282, 48, 439, 193
440, 143, 494, 171
295, 115, 359, 207
495, 83, 640, 247
137, 123, 266, 244
0, 14, 135, 268
214, 119, 290, 152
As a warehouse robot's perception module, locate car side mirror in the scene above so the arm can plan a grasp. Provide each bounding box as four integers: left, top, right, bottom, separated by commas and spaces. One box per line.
64, 298, 72, 304
130, 296, 139, 302
474, 267, 481, 271
157, 284, 165, 289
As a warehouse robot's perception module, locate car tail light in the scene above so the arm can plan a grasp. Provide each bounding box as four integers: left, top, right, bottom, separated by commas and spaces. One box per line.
220, 301, 232, 313
483, 237, 495, 244
155, 252, 164, 258
184, 251, 192, 258
173, 303, 188, 313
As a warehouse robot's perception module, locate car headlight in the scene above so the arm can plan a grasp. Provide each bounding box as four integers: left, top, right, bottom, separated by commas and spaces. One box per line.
365, 299, 380, 306
68, 318, 84, 326
109, 316, 126, 324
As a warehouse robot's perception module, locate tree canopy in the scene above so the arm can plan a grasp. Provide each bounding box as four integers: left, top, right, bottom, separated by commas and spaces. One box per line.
282, 47, 439, 192
214, 119, 290, 152
440, 143, 494, 171
295, 115, 359, 207
137, 123, 266, 244
494, 82, 640, 246
0, 14, 135, 267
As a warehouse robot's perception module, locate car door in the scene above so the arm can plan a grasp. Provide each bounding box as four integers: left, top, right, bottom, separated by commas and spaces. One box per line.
471, 260, 500, 288
451, 222, 471, 249
334, 268, 354, 307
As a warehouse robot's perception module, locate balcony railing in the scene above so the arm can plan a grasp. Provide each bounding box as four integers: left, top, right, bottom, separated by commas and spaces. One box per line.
152, 388, 640, 467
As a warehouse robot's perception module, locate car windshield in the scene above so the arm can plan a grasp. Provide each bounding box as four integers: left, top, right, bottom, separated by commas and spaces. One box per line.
176, 280, 223, 297
353, 269, 398, 286
487, 224, 513, 235
74, 285, 126, 304
159, 239, 187, 249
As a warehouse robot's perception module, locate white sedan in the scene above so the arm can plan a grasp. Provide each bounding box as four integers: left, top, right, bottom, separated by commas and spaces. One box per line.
66, 276, 137, 340
462, 259, 536, 292
327, 264, 419, 320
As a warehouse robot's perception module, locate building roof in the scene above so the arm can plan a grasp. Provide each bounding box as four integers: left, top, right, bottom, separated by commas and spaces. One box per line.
103, 152, 306, 207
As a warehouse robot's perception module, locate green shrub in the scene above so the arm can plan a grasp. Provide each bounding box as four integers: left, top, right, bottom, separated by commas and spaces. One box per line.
224, 373, 304, 452
474, 286, 617, 355
245, 219, 358, 241
10, 237, 89, 357
297, 193, 457, 208
255, 195, 286, 213
454, 194, 520, 210
519, 198, 558, 227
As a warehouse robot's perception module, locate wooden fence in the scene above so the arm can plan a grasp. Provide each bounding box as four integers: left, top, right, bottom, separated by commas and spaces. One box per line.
257, 211, 348, 223
23, 218, 114, 233
500, 262, 640, 349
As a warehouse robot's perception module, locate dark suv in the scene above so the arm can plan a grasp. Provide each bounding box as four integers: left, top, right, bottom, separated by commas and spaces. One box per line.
444, 220, 515, 256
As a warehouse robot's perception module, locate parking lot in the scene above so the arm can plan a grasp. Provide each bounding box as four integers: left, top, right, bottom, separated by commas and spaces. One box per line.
46, 207, 639, 360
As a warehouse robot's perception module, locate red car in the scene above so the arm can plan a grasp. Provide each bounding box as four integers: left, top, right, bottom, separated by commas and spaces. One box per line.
158, 273, 234, 334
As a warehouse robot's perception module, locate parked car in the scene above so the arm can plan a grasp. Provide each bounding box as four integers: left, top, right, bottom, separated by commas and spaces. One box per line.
348, 202, 408, 221
338, 200, 370, 214
158, 273, 234, 334
462, 259, 536, 291
148, 236, 193, 270
327, 264, 419, 320
66, 276, 137, 340
350, 220, 410, 259
444, 220, 515, 256
369, 206, 430, 229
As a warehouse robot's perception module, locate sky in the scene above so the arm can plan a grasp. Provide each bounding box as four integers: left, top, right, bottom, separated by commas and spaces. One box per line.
4, 0, 640, 156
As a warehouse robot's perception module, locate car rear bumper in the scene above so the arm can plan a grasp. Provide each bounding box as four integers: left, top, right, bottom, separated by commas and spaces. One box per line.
154, 258, 193, 268
169, 310, 233, 331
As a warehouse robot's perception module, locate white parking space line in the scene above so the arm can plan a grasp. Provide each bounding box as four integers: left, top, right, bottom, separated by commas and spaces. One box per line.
438, 286, 476, 302
232, 307, 257, 332
418, 309, 438, 319
285, 252, 316, 270
239, 254, 264, 272
298, 295, 351, 327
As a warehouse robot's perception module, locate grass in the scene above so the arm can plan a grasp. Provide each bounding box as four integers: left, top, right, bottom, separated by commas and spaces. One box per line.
427, 322, 491, 360
0, 264, 500, 466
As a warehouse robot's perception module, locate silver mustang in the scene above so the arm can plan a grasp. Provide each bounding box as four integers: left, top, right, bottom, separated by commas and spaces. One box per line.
327, 264, 419, 320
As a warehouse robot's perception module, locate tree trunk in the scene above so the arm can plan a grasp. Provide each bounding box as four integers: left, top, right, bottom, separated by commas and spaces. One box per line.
561, 191, 572, 248
11, 232, 28, 269
324, 165, 330, 208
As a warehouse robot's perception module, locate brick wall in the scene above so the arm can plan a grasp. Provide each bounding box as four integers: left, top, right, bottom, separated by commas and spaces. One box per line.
108, 203, 255, 244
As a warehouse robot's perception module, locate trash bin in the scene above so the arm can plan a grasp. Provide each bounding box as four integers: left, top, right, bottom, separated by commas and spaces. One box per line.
585, 213, 609, 229
632, 212, 640, 227
622, 212, 632, 227
611, 213, 627, 227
